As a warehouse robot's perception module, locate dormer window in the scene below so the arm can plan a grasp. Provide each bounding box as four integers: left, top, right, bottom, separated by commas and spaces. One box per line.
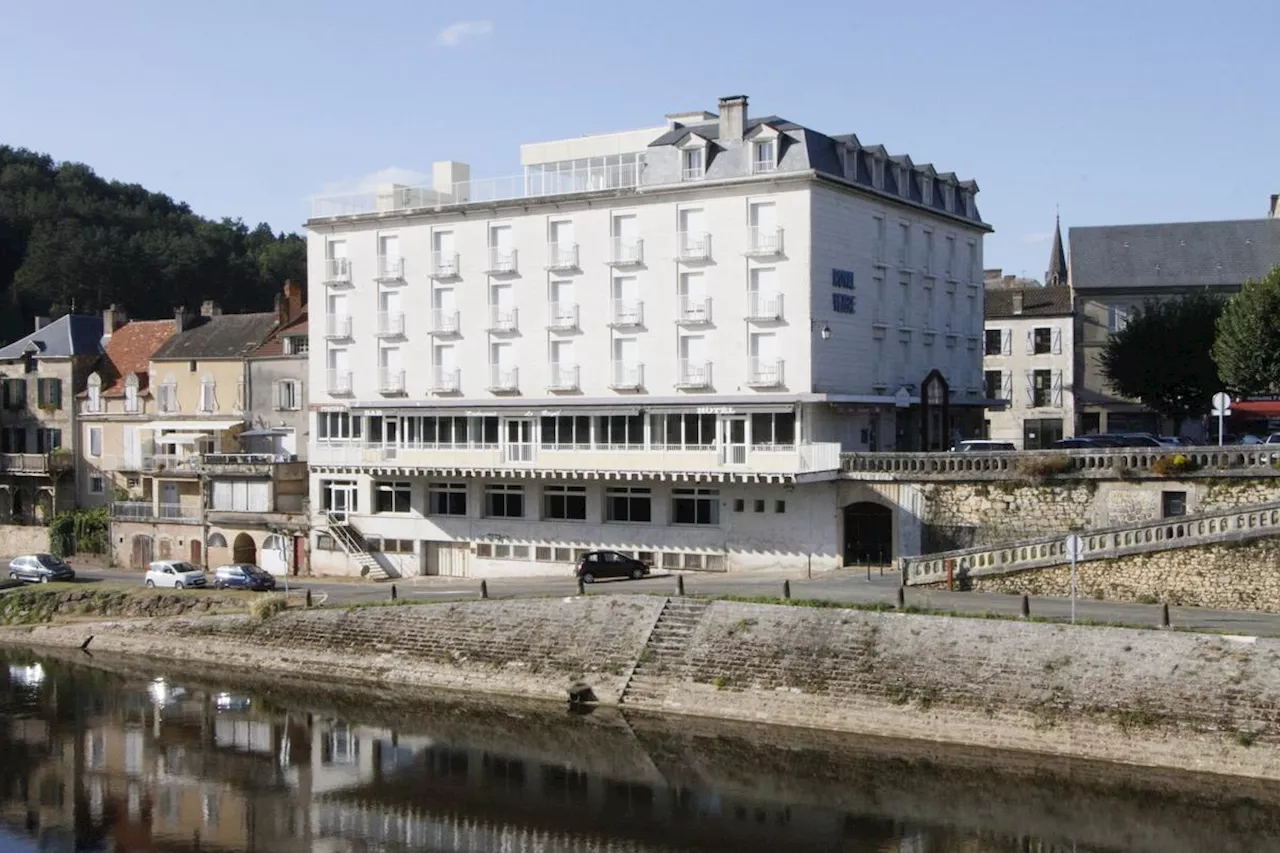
157, 374, 178, 414
124, 373, 140, 413
921, 178, 933, 206
752, 139, 777, 174
872, 158, 885, 189
943, 184, 955, 212
681, 148, 704, 180
963, 192, 974, 218
198, 373, 217, 413
86, 373, 101, 413
898, 167, 909, 197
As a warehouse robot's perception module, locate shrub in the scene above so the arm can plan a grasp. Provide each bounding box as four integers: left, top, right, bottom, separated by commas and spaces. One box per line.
1152, 453, 1201, 476
48, 507, 110, 557
249, 594, 288, 621
1018, 454, 1074, 479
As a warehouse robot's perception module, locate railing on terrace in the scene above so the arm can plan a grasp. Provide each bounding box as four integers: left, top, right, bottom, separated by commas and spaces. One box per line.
0, 454, 49, 474
312, 163, 644, 219
902, 500, 1280, 586
200, 453, 281, 466
110, 502, 202, 522
840, 446, 1280, 480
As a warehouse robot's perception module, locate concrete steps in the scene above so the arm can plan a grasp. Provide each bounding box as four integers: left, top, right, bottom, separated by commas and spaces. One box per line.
620, 597, 709, 706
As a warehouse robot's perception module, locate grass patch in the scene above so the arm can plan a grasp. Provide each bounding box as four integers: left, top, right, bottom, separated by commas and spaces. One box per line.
249, 595, 289, 621
1018, 454, 1074, 480
1235, 729, 1258, 747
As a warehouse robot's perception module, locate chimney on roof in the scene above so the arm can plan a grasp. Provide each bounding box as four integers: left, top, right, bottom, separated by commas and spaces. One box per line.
174, 306, 191, 332
1011, 291, 1024, 315
200, 300, 222, 318
102, 304, 127, 341
1270, 193, 1279, 219
718, 95, 747, 144
283, 280, 303, 323
33, 316, 50, 331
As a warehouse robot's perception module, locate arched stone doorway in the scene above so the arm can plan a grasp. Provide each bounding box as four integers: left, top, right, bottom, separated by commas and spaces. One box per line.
843, 502, 893, 566
232, 532, 257, 565
130, 535, 154, 570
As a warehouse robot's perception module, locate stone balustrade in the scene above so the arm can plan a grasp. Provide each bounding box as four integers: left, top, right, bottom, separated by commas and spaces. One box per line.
902, 500, 1280, 586
842, 446, 1280, 481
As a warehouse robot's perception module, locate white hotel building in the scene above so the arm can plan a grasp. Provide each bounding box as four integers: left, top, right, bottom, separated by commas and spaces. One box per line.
306, 95, 990, 578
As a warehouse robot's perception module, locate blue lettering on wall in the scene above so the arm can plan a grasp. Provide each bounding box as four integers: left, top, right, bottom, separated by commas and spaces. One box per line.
832, 269, 855, 290
832, 293, 856, 314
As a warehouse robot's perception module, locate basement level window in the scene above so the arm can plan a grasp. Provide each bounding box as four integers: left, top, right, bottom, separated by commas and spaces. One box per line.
1162, 491, 1187, 518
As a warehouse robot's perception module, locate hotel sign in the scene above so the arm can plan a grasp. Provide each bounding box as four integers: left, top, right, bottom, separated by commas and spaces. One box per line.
831, 269, 856, 314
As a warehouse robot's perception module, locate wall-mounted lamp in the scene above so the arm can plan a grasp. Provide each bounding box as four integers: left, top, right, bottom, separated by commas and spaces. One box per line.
812, 320, 832, 340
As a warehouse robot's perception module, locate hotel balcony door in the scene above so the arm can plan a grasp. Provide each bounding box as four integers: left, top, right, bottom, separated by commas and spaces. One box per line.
504, 419, 534, 464
719, 416, 747, 465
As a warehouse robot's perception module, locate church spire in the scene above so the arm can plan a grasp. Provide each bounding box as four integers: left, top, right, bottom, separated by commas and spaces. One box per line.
1046, 214, 1067, 287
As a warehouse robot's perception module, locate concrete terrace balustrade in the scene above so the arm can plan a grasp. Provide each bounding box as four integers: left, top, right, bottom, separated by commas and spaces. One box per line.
902, 500, 1280, 586
841, 446, 1280, 481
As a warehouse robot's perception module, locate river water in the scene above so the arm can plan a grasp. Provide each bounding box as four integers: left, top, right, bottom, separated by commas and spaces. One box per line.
2, 648, 1279, 853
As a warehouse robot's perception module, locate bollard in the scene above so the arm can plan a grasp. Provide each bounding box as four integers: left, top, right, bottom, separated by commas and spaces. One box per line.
390, 584, 397, 601
480, 579, 489, 599
865, 563, 871, 581
1160, 602, 1170, 628
1020, 594, 1030, 619
676, 574, 685, 596
305, 589, 312, 608
577, 577, 585, 596
896, 586, 905, 610
783, 579, 791, 600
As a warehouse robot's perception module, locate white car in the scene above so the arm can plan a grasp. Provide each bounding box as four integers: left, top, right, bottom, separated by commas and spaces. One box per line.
144, 560, 208, 590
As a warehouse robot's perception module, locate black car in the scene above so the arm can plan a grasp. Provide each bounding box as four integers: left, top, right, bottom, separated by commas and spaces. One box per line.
575, 550, 650, 583
212, 563, 277, 591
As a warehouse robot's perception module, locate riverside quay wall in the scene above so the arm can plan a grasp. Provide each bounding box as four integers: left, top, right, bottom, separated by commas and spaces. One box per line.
7, 596, 1280, 779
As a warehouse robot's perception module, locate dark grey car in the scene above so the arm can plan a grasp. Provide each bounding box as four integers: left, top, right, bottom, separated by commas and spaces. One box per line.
8, 553, 75, 584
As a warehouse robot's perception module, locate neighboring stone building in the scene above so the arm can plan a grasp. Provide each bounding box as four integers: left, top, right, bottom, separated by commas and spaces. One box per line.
982, 223, 1074, 448
0, 314, 103, 525
1069, 198, 1280, 435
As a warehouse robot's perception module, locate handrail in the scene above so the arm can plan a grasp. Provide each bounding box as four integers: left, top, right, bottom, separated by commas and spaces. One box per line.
841, 446, 1280, 480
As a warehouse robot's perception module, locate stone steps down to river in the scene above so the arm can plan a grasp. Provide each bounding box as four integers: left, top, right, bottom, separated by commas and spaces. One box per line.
7, 595, 1280, 779
905, 499, 1280, 589
620, 598, 709, 706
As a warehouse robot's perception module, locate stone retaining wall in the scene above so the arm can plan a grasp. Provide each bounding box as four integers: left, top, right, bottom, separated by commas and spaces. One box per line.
965, 538, 1280, 611
6, 596, 1280, 778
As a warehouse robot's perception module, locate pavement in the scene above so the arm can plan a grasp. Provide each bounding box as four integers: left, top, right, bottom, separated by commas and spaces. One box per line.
14, 561, 1280, 638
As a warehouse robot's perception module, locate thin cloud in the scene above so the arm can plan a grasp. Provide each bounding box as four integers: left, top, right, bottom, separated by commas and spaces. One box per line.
314, 167, 429, 198
1020, 231, 1052, 245
436, 20, 493, 46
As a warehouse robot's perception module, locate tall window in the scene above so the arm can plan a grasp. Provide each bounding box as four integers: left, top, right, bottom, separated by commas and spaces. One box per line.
605, 487, 651, 523
544, 485, 587, 521
86, 374, 101, 413
672, 488, 719, 525
157, 375, 178, 413
682, 148, 704, 180
651, 413, 716, 449
1031, 370, 1053, 408
88, 426, 102, 457
36, 378, 62, 410
595, 414, 644, 447
752, 139, 776, 173
374, 481, 411, 514
985, 329, 1003, 356
428, 483, 467, 516
199, 374, 217, 413
484, 484, 524, 518
275, 380, 300, 411
984, 370, 1003, 400
750, 412, 795, 447
540, 415, 590, 448
1033, 327, 1052, 355
317, 412, 361, 442
124, 374, 140, 413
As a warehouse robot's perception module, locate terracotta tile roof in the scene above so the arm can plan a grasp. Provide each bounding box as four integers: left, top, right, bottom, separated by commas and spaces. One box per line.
252, 309, 308, 357
97, 320, 176, 395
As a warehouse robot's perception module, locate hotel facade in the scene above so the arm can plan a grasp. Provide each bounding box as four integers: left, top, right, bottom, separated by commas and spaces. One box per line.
306, 95, 990, 577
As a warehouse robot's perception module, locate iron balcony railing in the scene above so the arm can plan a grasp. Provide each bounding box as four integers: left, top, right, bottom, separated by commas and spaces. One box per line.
548, 363, 580, 391
323, 258, 351, 284
375, 255, 404, 281
431, 310, 460, 335
488, 366, 519, 392
676, 360, 712, 389
325, 315, 352, 340
747, 226, 784, 256
677, 296, 712, 325
611, 299, 644, 328
488, 306, 519, 333
327, 370, 353, 396
431, 368, 461, 393
431, 251, 460, 279
609, 237, 644, 266
677, 231, 712, 261
610, 362, 644, 390
546, 243, 579, 271
485, 247, 518, 274
747, 358, 785, 387
376, 311, 405, 337
547, 302, 579, 331
746, 292, 784, 321
379, 369, 405, 394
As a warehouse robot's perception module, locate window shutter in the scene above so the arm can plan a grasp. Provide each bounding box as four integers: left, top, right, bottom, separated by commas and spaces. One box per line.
1052, 371, 1063, 407
1051, 327, 1062, 355
1001, 329, 1012, 356
212, 481, 232, 510
1024, 371, 1035, 405
1025, 330, 1034, 355
36, 379, 45, 407
1002, 371, 1013, 402
272, 380, 282, 410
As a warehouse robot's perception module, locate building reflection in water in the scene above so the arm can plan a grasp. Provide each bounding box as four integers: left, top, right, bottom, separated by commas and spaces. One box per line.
0, 654, 1266, 853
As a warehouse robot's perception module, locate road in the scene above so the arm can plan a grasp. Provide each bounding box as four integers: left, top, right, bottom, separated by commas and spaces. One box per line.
31, 562, 1280, 638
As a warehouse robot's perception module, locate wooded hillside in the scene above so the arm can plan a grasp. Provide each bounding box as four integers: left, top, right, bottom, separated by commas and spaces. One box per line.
0, 146, 305, 341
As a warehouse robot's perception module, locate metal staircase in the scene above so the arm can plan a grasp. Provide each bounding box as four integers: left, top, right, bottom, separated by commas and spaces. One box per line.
620, 597, 709, 707
325, 513, 393, 581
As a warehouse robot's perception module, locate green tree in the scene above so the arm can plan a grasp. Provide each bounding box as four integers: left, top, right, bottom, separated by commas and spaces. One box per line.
1213, 267, 1280, 397
1099, 291, 1225, 432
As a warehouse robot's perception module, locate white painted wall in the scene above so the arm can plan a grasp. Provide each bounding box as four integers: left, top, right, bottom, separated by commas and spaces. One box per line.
983, 313, 1075, 446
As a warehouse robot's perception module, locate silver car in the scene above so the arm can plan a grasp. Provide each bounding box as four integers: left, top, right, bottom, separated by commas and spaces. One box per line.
8, 554, 75, 584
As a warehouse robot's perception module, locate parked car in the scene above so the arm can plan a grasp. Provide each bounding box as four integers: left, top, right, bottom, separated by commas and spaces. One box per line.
1052, 438, 1100, 449
7, 554, 75, 584
212, 563, 277, 591
575, 550, 651, 583
1107, 433, 1164, 448
1237, 434, 1264, 445
1160, 436, 1195, 447
144, 560, 207, 590
951, 440, 1017, 452
1264, 434, 1280, 445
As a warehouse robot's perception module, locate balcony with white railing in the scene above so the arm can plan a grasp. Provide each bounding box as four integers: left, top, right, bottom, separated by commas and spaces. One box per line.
311, 162, 644, 219
609, 237, 644, 266
323, 258, 351, 285
610, 299, 644, 328
487, 306, 519, 333
747, 358, 785, 388
610, 362, 644, 391
746, 227, 784, 257
488, 366, 519, 393
379, 369, 406, 395
676, 360, 713, 389
430, 367, 461, 394
677, 232, 712, 262
143, 454, 202, 476
110, 501, 202, 523
376, 255, 404, 281
485, 247, 518, 275
548, 363, 580, 391
431, 252, 460, 279
746, 292, 784, 322
325, 315, 352, 340
376, 312, 405, 338
547, 302, 579, 331
431, 310, 461, 336
546, 243, 579, 271
327, 370, 353, 396
677, 297, 712, 325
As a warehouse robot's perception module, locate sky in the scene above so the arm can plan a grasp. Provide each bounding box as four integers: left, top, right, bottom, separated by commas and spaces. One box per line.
1, 0, 1277, 280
